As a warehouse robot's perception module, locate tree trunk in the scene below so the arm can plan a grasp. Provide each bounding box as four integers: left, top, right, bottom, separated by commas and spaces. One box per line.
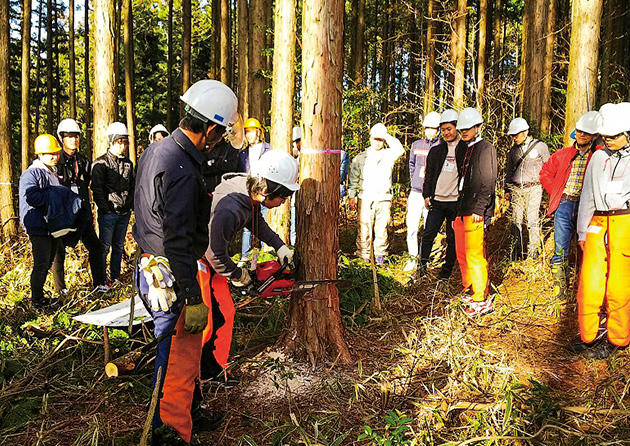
211, 0, 219, 79
248, 0, 266, 123
54, 1, 60, 124
0, 0, 16, 238
35, 2, 43, 135
564, 0, 603, 145
540, 0, 557, 134
476, 0, 487, 109
21, 0, 32, 171
69, 0, 76, 118
84, 0, 92, 159
492, 0, 503, 78
279, 0, 351, 366
123, 0, 136, 163
93, 0, 116, 158
182, 0, 192, 95
423, 0, 435, 115
267, 0, 296, 244
351, 0, 365, 84
220, 0, 230, 83
166, 0, 173, 130
113, 0, 121, 119
46, 0, 53, 133
520, 0, 547, 128
237, 0, 248, 118
451, 0, 467, 110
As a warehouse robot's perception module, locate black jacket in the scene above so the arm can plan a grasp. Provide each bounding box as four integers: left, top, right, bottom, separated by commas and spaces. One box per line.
202, 140, 240, 193
423, 139, 467, 200
132, 128, 211, 301
91, 151, 135, 216
456, 137, 497, 218
56, 150, 92, 205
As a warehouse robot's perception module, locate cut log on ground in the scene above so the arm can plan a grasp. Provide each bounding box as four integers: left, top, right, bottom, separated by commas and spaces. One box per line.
105, 348, 147, 377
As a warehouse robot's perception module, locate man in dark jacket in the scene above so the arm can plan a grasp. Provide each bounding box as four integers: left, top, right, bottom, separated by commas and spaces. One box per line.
133, 80, 242, 445
453, 108, 497, 317
201, 139, 240, 193
505, 118, 550, 260
91, 122, 135, 284
419, 109, 466, 279
54, 118, 107, 293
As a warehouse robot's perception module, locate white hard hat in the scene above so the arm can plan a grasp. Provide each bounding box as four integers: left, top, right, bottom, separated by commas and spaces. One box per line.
149, 124, 169, 142
57, 118, 81, 139
597, 102, 630, 136
575, 111, 603, 135
456, 108, 484, 130
106, 122, 129, 144
292, 126, 302, 142
255, 150, 300, 192
440, 109, 459, 125
507, 117, 529, 135
422, 112, 441, 129
370, 123, 388, 140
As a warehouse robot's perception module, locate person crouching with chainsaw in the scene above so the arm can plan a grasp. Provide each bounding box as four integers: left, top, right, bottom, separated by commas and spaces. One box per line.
133, 80, 244, 445
202, 149, 299, 379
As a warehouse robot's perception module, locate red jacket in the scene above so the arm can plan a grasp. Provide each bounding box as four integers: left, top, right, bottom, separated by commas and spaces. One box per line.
539, 143, 603, 216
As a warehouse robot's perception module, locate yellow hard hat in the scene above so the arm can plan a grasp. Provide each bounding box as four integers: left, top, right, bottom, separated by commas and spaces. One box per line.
244, 117, 263, 131
34, 134, 62, 155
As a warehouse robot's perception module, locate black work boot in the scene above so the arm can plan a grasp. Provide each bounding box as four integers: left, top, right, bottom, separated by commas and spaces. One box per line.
550, 264, 566, 299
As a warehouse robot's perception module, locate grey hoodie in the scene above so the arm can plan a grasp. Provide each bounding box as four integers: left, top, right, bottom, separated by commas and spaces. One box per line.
205, 173, 284, 278
577, 147, 630, 241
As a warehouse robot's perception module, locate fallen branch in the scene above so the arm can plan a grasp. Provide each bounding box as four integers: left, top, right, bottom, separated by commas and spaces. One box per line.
140, 366, 162, 446
105, 347, 150, 377
455, 423, 592, 446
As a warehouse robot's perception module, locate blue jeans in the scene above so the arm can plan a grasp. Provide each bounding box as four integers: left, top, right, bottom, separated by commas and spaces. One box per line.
241, 206, 268, 259
99, 212, 131, 281
551, 198, 579, 264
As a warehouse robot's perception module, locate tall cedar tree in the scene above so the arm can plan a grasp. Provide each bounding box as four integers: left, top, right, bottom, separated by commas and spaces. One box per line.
21, 0, 31, 171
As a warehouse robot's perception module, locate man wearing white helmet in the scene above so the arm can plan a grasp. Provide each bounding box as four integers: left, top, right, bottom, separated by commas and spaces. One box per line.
53, 118, 107, 294
348, 123, 405, 264
540, 110, 604, 300
404, 111, 441, 271
453, 107, 497, 317
418, 109, 466, 279
569, 102, 630, 360
91, 122, 135, 286
504, 118, 550, 260
202, 149, 298, 380
149, 124, 170, 143
133, 80, 243, 444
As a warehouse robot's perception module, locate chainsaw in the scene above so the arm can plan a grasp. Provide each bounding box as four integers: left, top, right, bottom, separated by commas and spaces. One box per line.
231, 253, 339, 298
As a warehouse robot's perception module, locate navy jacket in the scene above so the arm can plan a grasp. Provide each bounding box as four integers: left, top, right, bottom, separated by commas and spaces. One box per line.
133, 129, 212, 301
19, 160, 62, 236
237, 141, 271, 173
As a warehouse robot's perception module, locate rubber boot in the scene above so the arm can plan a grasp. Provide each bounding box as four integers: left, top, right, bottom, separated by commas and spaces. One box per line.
551, 264, 566, 299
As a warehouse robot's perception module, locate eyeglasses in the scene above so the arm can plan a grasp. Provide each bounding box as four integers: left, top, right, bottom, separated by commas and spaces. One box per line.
603, 133, 623, 140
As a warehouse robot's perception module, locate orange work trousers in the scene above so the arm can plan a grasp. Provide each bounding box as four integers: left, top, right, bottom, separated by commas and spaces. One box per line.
577, 213, 630, 347
453, 215, 488, 302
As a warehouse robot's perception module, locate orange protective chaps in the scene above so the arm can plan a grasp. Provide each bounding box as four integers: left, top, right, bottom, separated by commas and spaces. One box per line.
453, 215, 489, 302
203, 271, 235, 369
577, 214, 630, 347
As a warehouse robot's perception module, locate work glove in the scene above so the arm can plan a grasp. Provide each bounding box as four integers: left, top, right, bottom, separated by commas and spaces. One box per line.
139, 255, 177, 312
231, 268, 252, 287
184, 301, 209, 334
277, 245, 294, 268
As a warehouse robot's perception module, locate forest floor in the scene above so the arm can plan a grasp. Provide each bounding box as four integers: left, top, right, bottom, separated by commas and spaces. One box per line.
2, 198, 630, 445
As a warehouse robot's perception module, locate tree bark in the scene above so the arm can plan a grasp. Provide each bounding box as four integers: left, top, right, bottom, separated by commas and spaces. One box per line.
279, 0, 351, 366
21, 0, 32, 172
564, 0, 603, 145
476, 0, 487, 109
211, 0, 219, 79
0, 0, 16, 238
69, 0, 76, 118
123, 0, 136, 163
84, 0, 92, 159
54, 1, 60, 123
492, 0, 503, 78
248, 0, 266, 123
182, 0, 192, 95
220, 0, 230, 83
540, 0, 557, 134
267, 0, 296, 243
520, 0, 547, 128
351, 0, 365, 84
451, 0, 467, 110
423, 0, 435, 115
237, 0, 248, 118
46, 0, 53, 133
35, 2, 43, 135
93, 0, 116, 158
113, 0, 121, 118
166, 0, 173, 130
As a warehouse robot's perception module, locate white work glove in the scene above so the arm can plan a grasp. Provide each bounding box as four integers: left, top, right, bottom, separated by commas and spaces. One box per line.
139, 255, 177, 311
277, 245, 294, 268
231, 268, 252, 287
